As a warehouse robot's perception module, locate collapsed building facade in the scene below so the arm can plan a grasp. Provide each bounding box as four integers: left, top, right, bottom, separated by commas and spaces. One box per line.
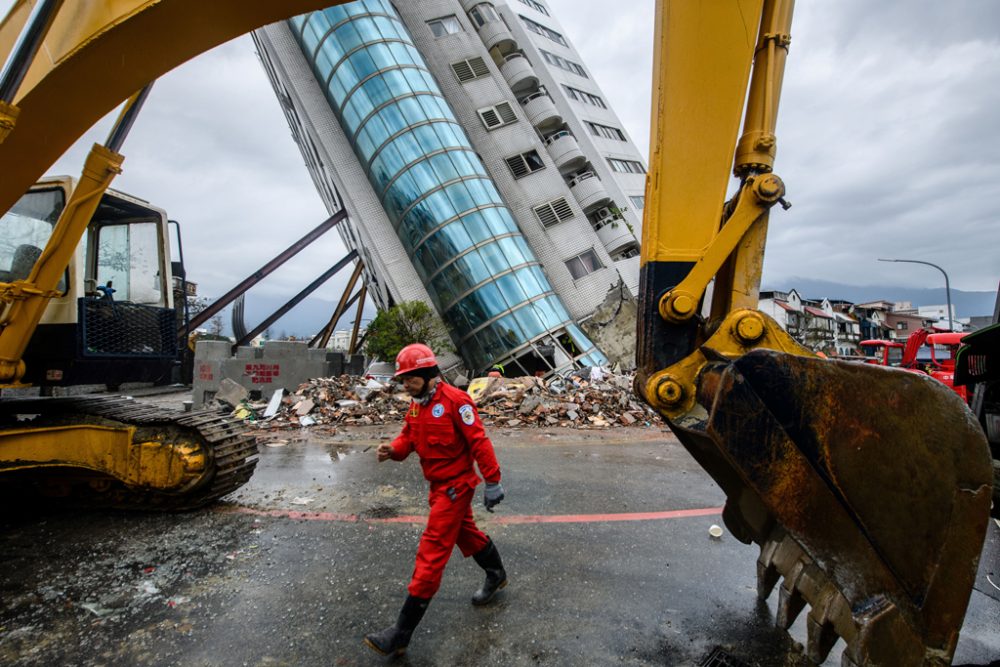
253, 0, 647, 374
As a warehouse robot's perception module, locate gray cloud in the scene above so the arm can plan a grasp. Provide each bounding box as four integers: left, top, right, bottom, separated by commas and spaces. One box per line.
2, 0, 997, 316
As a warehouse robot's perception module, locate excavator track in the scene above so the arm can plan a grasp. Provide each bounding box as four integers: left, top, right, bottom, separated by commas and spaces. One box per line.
0, 395, 258, 510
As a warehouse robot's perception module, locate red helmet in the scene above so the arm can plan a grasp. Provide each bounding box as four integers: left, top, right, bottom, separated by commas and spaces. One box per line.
394, 343, 438, 377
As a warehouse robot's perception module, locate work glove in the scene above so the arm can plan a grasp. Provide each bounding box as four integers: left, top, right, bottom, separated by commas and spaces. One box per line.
484, 482, 505, 513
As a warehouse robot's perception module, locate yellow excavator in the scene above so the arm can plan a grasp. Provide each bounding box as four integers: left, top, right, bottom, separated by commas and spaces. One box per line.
0, 0, 992, 663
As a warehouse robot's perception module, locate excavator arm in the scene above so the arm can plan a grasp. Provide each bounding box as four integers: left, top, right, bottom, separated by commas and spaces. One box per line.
636, 1, 992, 665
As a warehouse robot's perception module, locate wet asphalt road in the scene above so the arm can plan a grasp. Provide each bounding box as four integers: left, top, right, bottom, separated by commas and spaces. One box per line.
2, 413, 1000, 666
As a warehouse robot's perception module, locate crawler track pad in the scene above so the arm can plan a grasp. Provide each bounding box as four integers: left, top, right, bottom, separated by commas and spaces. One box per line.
669, 351, 992, 665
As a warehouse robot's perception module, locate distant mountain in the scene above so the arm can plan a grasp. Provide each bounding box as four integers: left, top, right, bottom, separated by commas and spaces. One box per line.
762, 278, 998, 319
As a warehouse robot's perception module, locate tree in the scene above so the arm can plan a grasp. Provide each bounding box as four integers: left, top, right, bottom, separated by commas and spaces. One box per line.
364, 301, 454, 361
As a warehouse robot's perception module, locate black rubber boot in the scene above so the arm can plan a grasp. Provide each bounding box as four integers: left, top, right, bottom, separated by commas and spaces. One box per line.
364, 594, 430, 657
471, 538, 507, 606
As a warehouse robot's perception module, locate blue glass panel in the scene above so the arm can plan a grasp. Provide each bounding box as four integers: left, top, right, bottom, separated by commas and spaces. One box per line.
353, 17, 382, 43
388, 42, 416, 66
477, 241, 509, 276
372, 15, 400, 40
494, 315, 526, 348
344, 3, 370, 17
353, 126, 376, 161
289, 15, 307, 32
361, 114, 390, 150
367, 42, 397, 70
332, 59, 360, 92
422, 188, 457, 221
301, 13, 334, 53
401, 160, 438, 195
347, 49, 378, 80
380, 68, 411, 96
514, 265, 544, 297
495, 272, 528, 304
360, 74, 393, 108
314, 46, 336, 82
444, 181, 476, 214
377, 103, 408, 136
403, 68, 435, 94
461, 211, 491, 244
496, 237, 526, 266
322, 7, 348, 24
396, 96, 427, 126
476, 326, 504, 358
427, 151, 461, 182
513, 303, 546, 339
333, 21, 364, 52
385, 170, 420, 214
391, 131, 424, 165
549, 294, 571, 321
463, 336, 487, 367
411, 124, 444, 153
457, 250, 490, 285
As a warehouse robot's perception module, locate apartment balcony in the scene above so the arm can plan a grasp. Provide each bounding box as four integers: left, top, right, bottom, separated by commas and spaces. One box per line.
593, 215, 637, 256
520, 91, 561, 129
460, 0, 484, 11
477, 19, 516, 52
567, 171, 610, 211
500, 53, 538, 94
544, 130, 585, 170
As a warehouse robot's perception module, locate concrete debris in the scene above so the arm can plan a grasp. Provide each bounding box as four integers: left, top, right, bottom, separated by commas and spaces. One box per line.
215, 378, 249, 409
229, 371, 660, 430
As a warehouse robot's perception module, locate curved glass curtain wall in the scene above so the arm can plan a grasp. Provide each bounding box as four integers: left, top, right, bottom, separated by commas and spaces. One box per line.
290, 0, 605, 371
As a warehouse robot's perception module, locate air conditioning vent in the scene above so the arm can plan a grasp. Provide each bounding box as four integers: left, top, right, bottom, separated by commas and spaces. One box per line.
533, 197, 575, 228
505, 150, 545, 179
478, 101, 518, 130
451, 56, 490, 82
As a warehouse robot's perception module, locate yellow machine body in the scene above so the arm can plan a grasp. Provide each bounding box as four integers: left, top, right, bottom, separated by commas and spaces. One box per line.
636, 2, 992, 665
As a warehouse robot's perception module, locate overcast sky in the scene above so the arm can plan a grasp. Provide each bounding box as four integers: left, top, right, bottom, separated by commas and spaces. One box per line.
3, 0, 998, 319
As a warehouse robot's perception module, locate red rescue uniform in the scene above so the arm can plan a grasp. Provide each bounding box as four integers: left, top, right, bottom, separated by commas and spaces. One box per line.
388, 381, 501, 598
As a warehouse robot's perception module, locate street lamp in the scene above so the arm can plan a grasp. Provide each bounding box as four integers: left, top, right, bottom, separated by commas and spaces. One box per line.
877, 258, 953, 332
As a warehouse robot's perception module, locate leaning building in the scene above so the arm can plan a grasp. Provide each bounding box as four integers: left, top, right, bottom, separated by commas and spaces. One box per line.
253, 0, 647, 375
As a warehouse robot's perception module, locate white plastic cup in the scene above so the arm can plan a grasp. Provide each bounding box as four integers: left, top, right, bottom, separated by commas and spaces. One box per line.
708, 524, 724, 538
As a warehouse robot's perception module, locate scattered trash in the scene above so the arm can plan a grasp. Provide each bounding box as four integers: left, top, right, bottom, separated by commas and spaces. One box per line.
299, 415, 316, 427
709, 525, 724, 539
79, 602, 115, 618
166, 596, 190, 608
290, 497, 314, 505
263, 439, 288, 448
138, 580, 160, 595
263, 388, 284, 418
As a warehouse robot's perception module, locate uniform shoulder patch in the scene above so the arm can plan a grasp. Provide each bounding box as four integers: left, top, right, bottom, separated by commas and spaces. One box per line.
458, 403, 475, 426
431, 403, 445, 418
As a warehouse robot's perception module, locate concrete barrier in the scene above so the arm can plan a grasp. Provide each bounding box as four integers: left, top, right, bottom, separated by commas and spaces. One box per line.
192, 340, 366, 408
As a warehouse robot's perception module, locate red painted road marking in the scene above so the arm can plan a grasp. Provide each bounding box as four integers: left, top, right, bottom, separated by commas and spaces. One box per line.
223, 506, 723, 525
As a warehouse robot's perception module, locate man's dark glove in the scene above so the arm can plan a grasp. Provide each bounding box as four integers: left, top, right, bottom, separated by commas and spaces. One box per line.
484, 482, 505, 512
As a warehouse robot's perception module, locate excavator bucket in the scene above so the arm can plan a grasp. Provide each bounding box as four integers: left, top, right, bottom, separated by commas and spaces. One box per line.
669, 348, 992, 665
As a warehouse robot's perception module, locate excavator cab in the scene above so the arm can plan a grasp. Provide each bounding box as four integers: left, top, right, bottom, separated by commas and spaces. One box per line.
636, 1, 992, 664
2, 177, 180, 391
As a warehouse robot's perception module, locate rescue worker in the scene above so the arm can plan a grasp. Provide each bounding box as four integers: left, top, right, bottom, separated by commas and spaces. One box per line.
487, 363, 505, 378
364, 343, 507, 657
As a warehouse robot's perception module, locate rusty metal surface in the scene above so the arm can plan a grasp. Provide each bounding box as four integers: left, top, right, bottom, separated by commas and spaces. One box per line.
666, 349, 992, 664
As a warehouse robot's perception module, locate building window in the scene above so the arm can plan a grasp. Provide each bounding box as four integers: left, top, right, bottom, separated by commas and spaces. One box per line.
565, 249, 603, 279
516, 0, 550, 16
562, 85, 606, 108
477, 101, 518, 129
629, 195, 645, 210
585, 121, 625, 141
519, 15, 567, 46
468, 3, 501, 28
539, 49, 587, 77
533, 198, 575, 227
505, 150, 546, 179
607, 158, 646, 174
897, 321, 908, 330
451, 57, 491, 82
428, 15, 463, 38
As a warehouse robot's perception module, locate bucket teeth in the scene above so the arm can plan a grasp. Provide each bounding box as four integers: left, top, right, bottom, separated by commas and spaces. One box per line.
776, 580, 806, 630
756, 559, 780, 600
806, 612, 840, 663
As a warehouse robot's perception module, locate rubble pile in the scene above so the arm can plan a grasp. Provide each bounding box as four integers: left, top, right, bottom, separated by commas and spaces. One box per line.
470, 372, 661, 428
226, 376, 410, 429
221, 369, 660, 430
